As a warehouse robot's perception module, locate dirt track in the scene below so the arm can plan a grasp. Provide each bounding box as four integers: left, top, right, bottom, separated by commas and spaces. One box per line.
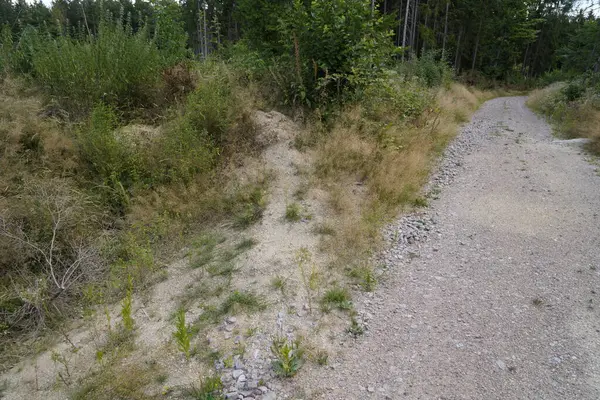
290, 97, 600, 399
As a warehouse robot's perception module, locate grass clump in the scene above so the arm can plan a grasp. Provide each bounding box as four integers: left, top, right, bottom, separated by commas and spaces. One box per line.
285, 202, 303, 222
189, 376, 223, 400
220, 291, 266, 315
271, 336, 304, 378
312, 223, 336, 236
71, 359, 163, 400
348, 265, 377, 292
321, 287, 352, 312
235, 238, 258, 251
347, 316, 365, 337
232, 185, 267, 228
271, 275, 287, 294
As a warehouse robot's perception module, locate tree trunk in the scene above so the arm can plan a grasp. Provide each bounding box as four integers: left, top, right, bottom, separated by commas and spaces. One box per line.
521, 43, 530, 76
422, 11, 428, 53
397, 0, 404, 46
454, 27, 462, 71
402, 0, 411, 60
471, 18, 483, 72
411, 0, 420, 55
441, 0, 449, 59
203, 6, 208, 58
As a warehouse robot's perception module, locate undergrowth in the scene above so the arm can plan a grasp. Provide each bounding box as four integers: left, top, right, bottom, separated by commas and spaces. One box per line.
527, 77, 600, 155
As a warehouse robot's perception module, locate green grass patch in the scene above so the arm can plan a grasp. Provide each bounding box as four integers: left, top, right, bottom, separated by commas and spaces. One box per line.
220, 291, 266, 315
321, 287, 352, 312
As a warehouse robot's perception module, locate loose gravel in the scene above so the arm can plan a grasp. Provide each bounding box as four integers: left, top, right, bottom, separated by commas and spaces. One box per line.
282, 96, 600, 399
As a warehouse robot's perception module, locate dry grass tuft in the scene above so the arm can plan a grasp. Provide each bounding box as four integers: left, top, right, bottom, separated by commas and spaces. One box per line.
528, 83, 600, 156
313, 83, 494, 267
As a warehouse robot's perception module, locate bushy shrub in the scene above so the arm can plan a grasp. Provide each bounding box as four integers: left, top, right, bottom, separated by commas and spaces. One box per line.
183, 65, 236, 146
0, 179, 102, 332
32, 21, 163, 112
561, 80, 585, 102
222, 41, 269, 83
362, 71, 432, 122
396, 51, 453, 88
274, 0, 396, 108
155, 116, 217, 184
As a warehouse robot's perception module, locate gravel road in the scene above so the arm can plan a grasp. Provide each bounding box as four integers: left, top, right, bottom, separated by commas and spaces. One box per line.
289, 96, 600, 399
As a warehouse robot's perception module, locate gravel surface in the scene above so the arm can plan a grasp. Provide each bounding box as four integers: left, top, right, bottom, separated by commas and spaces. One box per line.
287, 96, 600, 399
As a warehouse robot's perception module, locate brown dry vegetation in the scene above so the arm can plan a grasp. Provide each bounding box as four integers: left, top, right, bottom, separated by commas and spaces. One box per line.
0, 66, 266, 370
528, 83, 600, 155
310, 83, 498, 269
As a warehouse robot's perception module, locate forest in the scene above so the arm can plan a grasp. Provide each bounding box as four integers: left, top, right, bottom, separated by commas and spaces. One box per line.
0, 0, 599, 398
2, 0, 599, 80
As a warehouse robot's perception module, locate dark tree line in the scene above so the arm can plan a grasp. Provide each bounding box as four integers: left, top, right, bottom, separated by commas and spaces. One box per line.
1, 0, 598, 79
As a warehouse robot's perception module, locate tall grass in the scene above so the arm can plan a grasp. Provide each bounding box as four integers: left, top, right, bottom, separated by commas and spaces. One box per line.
528, 80, 600, 155
312, 70, 494, 266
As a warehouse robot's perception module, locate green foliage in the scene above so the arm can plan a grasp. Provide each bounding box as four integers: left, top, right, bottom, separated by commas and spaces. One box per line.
398, 51, 453, 88
362, 71, 432, 122
183, 65, 235, 146
347, 316, 364, 337
562, 80, 585, 102
272, 0, 396, 107
270, 336, 304, 377
189, 376, 223, 400
560, 19, 600, 74
152, 0, 190, 64
348, 265, 377, 292
271, 275, 286, 294
157, 114, 217, 184
32, 20, 163, 112
0, 24, 12, 78
173, 308, 192, 359
79, 104, 137, 193
10, 25, 42, 75
321, 287, 352, 312
232, 184, 267, 228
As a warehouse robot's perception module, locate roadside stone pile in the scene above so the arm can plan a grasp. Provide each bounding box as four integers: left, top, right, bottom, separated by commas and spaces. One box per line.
378, 118, 496, 270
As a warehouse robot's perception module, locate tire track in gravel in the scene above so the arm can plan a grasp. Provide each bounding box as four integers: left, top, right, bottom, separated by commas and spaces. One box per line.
285, 96, 600, 400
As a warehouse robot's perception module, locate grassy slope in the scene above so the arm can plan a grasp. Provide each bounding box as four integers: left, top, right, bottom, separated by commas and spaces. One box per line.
0, 67, 500, 397
528, 83, 600, 155
309, 83, 500, 275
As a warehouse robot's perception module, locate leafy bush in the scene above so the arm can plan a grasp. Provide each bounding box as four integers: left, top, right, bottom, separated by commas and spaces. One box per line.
271, 336, 304, 377
182, 65, 236, 146
398, 51, 453, 88
79, 104, 139, 189
562, 80, 585, 102
273, 0, 396, 107
32, 20, 163, 112
362, 71, 432, 122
